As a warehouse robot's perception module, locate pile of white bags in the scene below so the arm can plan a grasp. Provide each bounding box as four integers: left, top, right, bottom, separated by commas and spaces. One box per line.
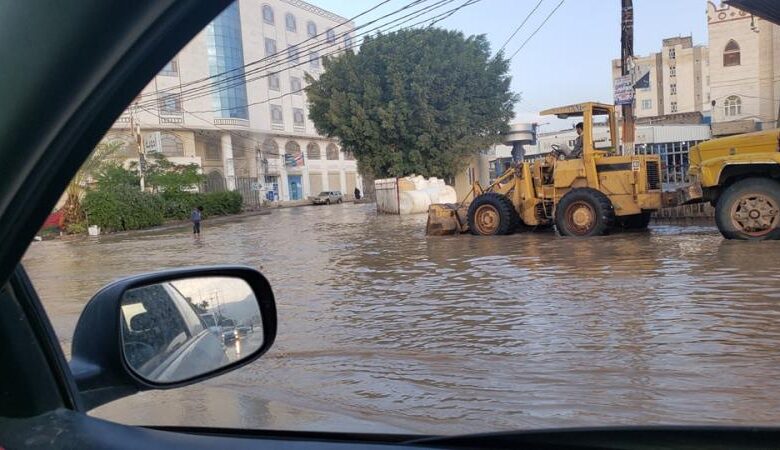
398, 175, 457, 215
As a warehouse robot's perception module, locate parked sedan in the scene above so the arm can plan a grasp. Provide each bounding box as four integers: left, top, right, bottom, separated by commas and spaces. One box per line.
310, 191, 343, 205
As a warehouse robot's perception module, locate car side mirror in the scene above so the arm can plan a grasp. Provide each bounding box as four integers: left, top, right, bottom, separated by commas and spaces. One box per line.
69, 266, 276, 410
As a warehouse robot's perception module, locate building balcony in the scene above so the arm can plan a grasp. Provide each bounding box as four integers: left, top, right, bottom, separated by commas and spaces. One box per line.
214, 117, 249, 127
159, 114, 184, 124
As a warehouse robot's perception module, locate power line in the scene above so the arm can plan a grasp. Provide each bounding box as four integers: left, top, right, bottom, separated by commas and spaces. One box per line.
156, 0, 456, 108
137, 0, 400, 100
507, 0, 565, 61
136, 0, 444, 108
143, 0, 478, 114
497, 0, 544, 54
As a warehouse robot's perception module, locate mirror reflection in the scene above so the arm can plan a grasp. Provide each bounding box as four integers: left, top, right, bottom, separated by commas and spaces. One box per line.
120, 276, 263, 383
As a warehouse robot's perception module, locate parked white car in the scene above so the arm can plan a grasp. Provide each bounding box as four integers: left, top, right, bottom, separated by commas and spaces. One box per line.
310, 191, 343, 205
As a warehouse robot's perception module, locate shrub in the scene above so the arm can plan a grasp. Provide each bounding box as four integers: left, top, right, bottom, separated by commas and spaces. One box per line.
160, 191, 198, 220
199, 191, 242, 217
83, 186, 164, 232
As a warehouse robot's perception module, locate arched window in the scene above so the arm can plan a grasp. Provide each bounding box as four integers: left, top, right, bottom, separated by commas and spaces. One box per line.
306, 142, 321, 159
262, 5, 274, 24
285, 140, 301, 155
723, 40, 740, 67
160, 132, 184, 156
343, 150, 355, 161
325, 29, 336, 43
262, 138, 278, 157
724, 95, 742, 117
103, 133, 136, 158
285, 13, 296, 32
306, 21, 317, 38
326, 143, 339, 160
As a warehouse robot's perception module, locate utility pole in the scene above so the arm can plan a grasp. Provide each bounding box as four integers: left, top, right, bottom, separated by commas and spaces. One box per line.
621, 0, 635, 155
130, 101, 146, 191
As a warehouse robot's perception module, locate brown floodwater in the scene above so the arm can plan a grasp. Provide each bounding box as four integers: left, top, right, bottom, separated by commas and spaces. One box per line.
22, 203, 780, 434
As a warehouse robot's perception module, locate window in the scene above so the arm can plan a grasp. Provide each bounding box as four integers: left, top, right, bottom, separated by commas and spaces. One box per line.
159, 133, 184, 156
307, 142, 321, 159
724, 95, 742, 116
268, 73, 280, 91
344, 34, 352, 49
669, 48, 676, 59
293, 108, 305, 127
206, 3, 249, 119
306, 21, 317, 38
158, 93, 181, 114
326, 143, 339, 160
290, 76, 302, 93
343, 150, 355, 161
287, 45, 299, 63
205, 143, 221, 160
325, 28, 336, 43
309, 52, 320, 69
262, 4, 274, 24
724, 39, 741, 67
285, 13, 296, 32
262, 137, 278, 156
270, 104, 283, 124
669, 66, 676, 77
159, 59, 178, 76
670, 84, 677, 95
641, 99, 652, 110
264, 38, 277, 56
671, 101, 678, 113
285, 140, 301, 155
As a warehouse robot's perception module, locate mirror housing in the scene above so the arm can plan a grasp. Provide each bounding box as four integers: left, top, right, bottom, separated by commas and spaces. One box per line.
69, 266, 276, 410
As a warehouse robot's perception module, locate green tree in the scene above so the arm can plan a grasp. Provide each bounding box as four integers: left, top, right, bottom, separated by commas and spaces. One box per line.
94, 163, 140, 191
63, 141, 123, 227
306, 28, 518, 180
130, 153, 204, 193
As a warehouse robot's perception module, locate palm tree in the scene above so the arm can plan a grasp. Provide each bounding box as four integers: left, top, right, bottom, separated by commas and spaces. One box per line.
62, 141, 124, 226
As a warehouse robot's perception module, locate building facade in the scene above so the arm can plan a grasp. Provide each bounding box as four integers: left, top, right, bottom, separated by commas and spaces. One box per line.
707, 1, 780, 136
612, 36, 710, 121
104, 0, 363, 203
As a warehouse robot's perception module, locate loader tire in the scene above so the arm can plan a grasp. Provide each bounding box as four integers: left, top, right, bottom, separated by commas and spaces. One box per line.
617, 211, 652, 230
715, 177, 780, 240
555, 188, 615, 237
467, 193, 519, 236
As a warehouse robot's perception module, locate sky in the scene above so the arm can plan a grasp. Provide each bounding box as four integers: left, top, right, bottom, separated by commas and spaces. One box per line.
312, 0, 709, 130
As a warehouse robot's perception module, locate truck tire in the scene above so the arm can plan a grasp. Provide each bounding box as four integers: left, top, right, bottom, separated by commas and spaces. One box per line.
467, 192, 519, 235
617, 211, 652, 230
715, 177, 780, 240
555, 188, 615, 237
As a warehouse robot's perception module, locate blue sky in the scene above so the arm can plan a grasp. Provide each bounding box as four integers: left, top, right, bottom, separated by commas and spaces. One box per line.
312, 0, 709, 128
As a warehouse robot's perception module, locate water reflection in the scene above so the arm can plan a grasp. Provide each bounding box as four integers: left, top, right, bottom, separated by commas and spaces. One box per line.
23, 204, 780, 434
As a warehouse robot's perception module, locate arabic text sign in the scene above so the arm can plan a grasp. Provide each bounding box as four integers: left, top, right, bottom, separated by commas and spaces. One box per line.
613, 74, 634, 105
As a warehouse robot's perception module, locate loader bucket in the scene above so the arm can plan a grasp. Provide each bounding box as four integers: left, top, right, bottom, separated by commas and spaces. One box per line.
426, 203, 469, 236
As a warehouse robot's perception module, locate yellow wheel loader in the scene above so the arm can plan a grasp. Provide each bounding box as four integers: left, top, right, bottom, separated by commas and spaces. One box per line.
426, 102, 664, 237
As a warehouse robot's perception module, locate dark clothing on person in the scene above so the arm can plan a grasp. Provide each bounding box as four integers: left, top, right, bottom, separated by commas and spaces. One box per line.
191, 209, 202, 235
354, 187, 361, 200
570, 135, 583, 159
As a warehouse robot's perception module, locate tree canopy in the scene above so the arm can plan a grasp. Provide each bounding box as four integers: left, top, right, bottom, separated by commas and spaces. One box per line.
306, 28, 518, 180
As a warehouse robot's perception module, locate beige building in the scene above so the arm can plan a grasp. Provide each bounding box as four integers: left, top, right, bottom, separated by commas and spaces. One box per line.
105, 0, 363, 203
613, 36, 710, 120
707, 1, 780, 136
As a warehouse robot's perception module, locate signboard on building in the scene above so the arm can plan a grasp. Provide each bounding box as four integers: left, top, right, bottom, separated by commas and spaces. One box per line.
143, 131, 162, 154
613, 74, 634, 105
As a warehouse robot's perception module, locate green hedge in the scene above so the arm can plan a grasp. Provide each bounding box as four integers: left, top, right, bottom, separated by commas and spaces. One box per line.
83, 186, 165, 232
83, 188, 243, 232
199, 191, 242, 217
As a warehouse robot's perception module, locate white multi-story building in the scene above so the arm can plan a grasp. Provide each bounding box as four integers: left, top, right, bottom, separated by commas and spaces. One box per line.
612, 36, 710, 120
707, 1, 780, 136
104, 0, 363, 203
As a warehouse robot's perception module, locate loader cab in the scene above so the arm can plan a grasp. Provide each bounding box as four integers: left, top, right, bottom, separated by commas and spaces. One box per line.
540, 102, 618, 160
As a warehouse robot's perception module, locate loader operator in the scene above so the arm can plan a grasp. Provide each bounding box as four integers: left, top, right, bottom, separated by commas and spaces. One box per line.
569, 122, 584, 159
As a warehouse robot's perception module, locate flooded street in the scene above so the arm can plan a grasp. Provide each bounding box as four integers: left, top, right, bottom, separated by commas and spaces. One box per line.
22, 203, 780, 434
